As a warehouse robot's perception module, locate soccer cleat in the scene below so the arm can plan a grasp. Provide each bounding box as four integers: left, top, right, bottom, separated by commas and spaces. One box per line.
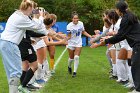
27, 84, 39, 91
51, 70, 55, 74
109, 75, 118, 80
118, 80, 129, 85
18, 85, 31, 93
32, 82, 43, 88
35, 79, 45, 84
72, 72, 76, 77
68, 67, 72, 74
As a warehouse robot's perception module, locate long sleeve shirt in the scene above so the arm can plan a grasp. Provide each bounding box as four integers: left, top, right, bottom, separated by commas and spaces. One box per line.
0, 10, 48, 45
105, 13, 140, 48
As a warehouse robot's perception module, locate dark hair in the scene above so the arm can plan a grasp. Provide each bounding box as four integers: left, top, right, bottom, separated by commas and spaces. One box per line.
71, 11, 78, 18
116, 1, 138, 24
115, 1, 128, 13
43, 18, 53, 25
108, 10, 119, 24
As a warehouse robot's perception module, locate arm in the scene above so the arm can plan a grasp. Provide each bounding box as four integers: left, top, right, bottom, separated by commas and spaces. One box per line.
26, 30, 45, 37
82, 31, 92, 38
90, 29, 109, 43
15, 14, 48, 35
43, 36, 67, 46
105, 16, 131, 44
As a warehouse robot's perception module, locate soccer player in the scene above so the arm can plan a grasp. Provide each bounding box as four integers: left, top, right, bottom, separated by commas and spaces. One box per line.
47, 14, 58, 73
66, 12, 92, 77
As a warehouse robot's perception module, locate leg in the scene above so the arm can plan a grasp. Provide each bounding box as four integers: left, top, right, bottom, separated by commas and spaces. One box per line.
72, 47, 82, 77
117, 48, 128, 83
47, 46, 55, 72
67, 47, 74, 74
131, 47, 140, 92
110, 49, 117, 77
106, 49, 113, 68
20, 61, 29, 83
36, 47, 46, 82
0, 41, 22, 93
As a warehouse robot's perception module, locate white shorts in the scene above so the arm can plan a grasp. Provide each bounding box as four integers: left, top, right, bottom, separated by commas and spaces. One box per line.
33, 39, 46, 50
127, 46, 132, 51
108, 45, 115, 50
67, 45, 82, 50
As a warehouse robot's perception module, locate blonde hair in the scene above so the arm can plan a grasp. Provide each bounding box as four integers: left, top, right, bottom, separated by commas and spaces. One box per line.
19, 0, 35, 10
50, 14, 57, 20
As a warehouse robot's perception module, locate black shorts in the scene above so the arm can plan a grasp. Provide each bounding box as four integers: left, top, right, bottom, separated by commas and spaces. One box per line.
22, 54, 37, 63
19, 44, 37, 63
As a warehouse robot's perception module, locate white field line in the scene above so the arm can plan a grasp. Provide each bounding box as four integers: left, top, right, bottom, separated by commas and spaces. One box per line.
33, 47, 67, 93
54, 47, 67, 70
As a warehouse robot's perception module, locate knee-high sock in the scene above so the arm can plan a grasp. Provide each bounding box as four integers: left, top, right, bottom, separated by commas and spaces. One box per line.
43, 60, 50, 74
20, 71, 27, 83
116, 59, 127, 81
50, 59, 55, 70
74, 55, 79, 73
22, 68, 34, 87
123, 60, 129, 80
36, 63, 44, 80
9, 77, 20, 93
106, 49, 113, 68
68, 58, 74, 68
112, 64, 117, 76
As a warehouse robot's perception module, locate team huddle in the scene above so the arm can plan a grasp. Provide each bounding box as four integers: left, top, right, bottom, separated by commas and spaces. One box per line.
0, 0, 140, 93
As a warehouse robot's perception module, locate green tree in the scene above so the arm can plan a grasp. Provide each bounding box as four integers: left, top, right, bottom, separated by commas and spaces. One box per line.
0, 0, 21, 21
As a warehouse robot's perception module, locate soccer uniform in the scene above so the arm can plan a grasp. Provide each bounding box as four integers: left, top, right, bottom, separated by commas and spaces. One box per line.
111, 18, 129, 82
19, 30, 45, 63
67, 21, 85, 50
33, 17, 47, 50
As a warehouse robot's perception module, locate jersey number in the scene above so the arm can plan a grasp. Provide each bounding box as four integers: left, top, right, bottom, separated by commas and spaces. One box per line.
76, 32, 80, 36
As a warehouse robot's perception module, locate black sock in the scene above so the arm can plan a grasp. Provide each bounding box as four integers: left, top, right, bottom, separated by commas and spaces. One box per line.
128, 58, 132, 66
20, 71, 27, 83
22, 68, 34, 87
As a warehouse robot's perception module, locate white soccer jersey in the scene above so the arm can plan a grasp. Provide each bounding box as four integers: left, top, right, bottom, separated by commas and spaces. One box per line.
67, 21, 85, 47
110, 17, 130, 50
0, 10, 48, 45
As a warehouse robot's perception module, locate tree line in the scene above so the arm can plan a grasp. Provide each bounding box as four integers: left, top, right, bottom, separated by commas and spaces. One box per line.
0, 0, 139, 34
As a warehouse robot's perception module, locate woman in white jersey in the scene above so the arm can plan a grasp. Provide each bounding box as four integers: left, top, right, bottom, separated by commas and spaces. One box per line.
107, 10, 129, 84
67, 12, 92, 77
0, 0, 49, 93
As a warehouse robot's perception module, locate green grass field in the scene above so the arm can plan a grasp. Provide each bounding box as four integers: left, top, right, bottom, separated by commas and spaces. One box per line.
0, 46, 128, 93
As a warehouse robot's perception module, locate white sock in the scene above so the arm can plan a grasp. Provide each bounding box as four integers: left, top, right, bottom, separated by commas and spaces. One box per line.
74, 55, 79, 73
9, 77, 20, 93
36, 63, 44, 80
68, 58, 74, 68
116, 59, 127, 81
123, 60, 129, 80
112, 64, 117, 76
43, 60, 50, 74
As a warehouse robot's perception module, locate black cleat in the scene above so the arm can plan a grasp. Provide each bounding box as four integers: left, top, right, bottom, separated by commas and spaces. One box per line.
109, 75, 118, 80
68, 67, 72, 74
119, 80, 129, 85
72, 72, 76, 78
